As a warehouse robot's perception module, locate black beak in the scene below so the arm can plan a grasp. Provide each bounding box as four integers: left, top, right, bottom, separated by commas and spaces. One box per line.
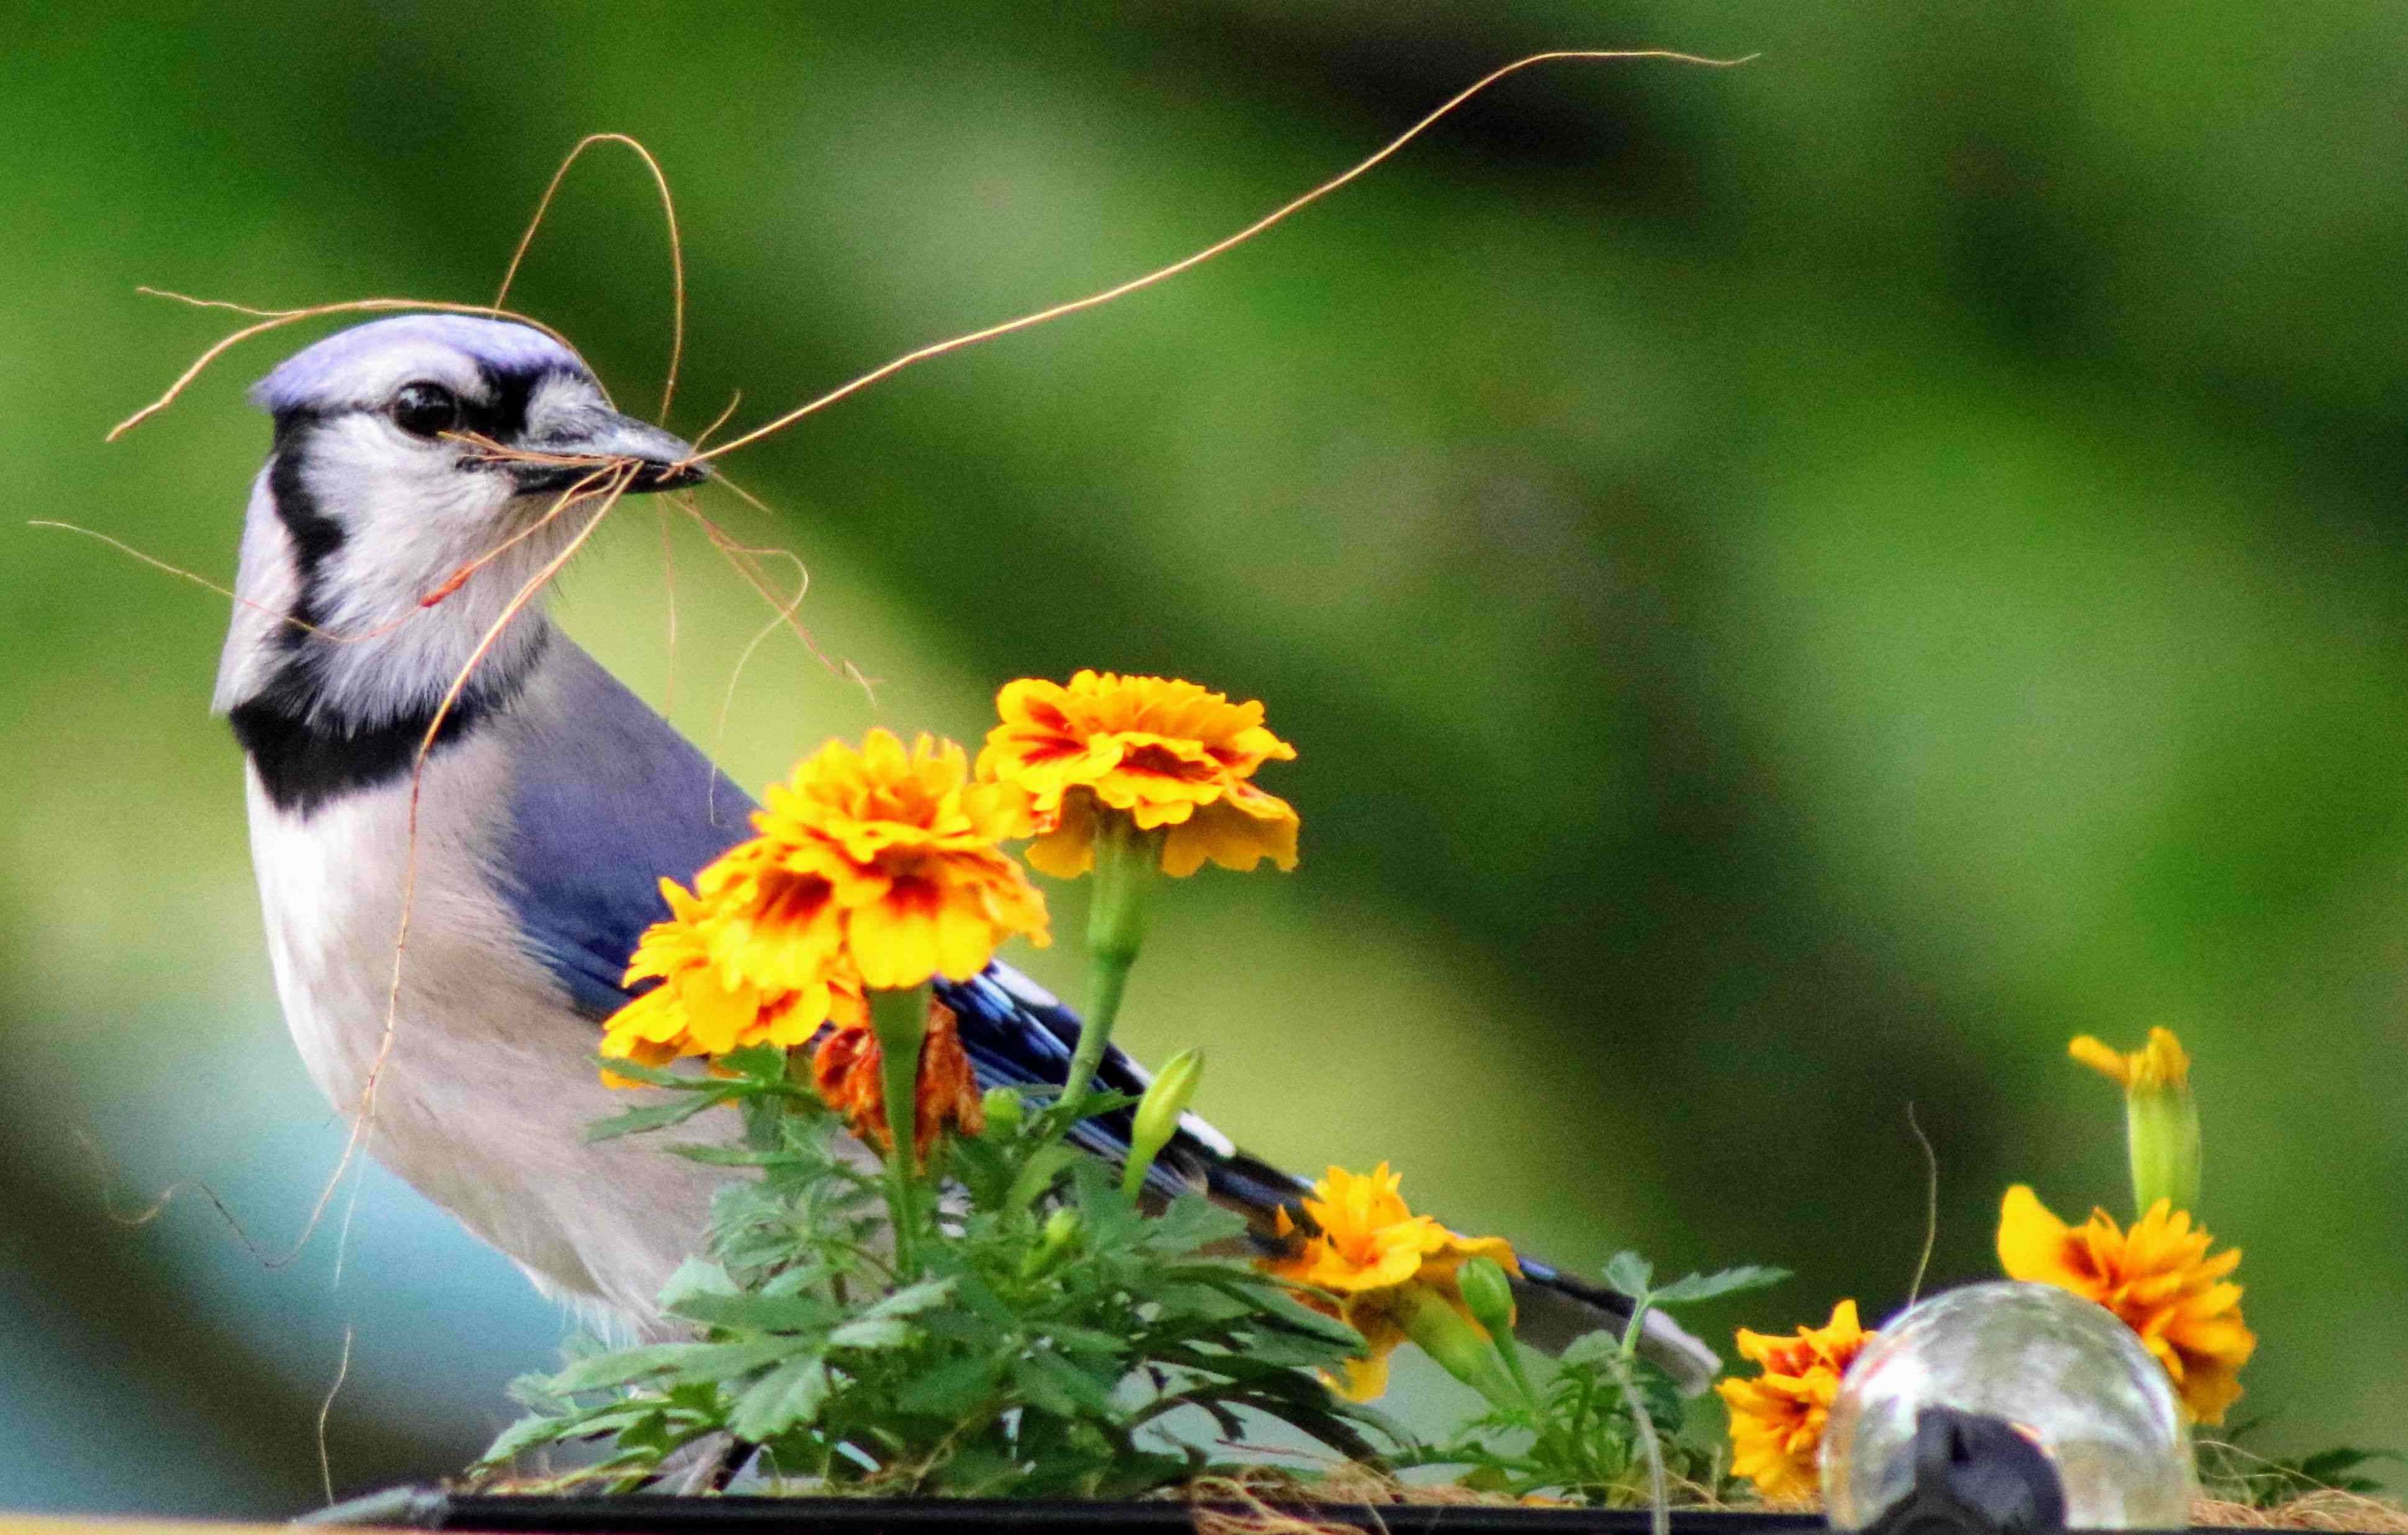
505, 407, 709, 496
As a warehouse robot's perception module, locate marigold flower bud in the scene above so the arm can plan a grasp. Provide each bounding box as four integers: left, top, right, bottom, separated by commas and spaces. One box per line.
1121, 1047, 1203, 1197
2069, 1029, 2201, 1217
1043, 1207, 1081, 1248
1457, 1255, 1517, 1342
1022, 1206, 1084, 1279
982, 1085, 1025, 1135
1392, 1282, 1520, 1409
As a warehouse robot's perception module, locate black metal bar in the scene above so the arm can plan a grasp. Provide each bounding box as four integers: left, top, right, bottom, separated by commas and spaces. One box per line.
304, 1492, 1822, 1534
299, 1487, 2226, 1535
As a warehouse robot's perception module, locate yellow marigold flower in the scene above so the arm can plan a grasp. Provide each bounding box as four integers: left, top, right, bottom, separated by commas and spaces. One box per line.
736, 729, 1049, 990
1715, 1299, 1871, 1503
1997, 1184, 2255, 1424
809, 1000, 985, 1164
1257, 1163, 1519, 1401
2069, 1028, 2190, 1091
977, 671, 1300, 879
598, 879, 866, 1085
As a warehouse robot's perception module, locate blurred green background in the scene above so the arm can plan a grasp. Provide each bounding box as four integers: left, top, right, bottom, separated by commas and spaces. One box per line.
7, 0, 2404, 1515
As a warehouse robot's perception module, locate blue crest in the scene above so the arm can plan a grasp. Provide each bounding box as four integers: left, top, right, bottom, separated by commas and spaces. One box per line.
249, 314, 585, 414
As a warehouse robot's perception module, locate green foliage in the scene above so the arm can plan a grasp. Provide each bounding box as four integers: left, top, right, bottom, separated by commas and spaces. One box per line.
1404, 1256, 1788, 1505
2199, 1416, 2397, 1507
474, 1053, 1396, 1496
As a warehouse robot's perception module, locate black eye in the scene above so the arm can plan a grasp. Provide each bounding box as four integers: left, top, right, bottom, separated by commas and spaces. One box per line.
391, 381, 462, 439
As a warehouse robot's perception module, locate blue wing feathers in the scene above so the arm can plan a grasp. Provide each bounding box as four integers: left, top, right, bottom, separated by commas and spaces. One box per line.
496, 638, 755, 1020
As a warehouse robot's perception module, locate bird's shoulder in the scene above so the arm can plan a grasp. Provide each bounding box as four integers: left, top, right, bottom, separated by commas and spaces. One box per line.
488, 636, 755, 1019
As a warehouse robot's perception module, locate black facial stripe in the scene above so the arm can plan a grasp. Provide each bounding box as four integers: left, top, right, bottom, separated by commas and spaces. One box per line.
230, 625, 550, 818
267, 413, 343, 608
463, 360, 580, 443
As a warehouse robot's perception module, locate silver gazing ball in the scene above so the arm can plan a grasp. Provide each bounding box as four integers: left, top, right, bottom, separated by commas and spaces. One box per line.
1822, 1281, 2195, 1529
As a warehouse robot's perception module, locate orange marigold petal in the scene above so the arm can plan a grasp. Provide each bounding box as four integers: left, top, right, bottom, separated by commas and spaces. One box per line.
2180, 1364, 2246, 1426
1997, 1185, 2088, 1291
811, 1022, 885, 1146
1331, 1346, 1393, 1403
908, 1003, 986, 1163
847, 887, 943, 991
806, 999, 987, 1163
2068, 1035, 2132, 1085
934, 891, 1001, 982
1025, 791, 1098, 878
1161, 790, 1301, 877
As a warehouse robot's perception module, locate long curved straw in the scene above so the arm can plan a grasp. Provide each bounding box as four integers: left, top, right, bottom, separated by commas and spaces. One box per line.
689, 49, 1744, 465
492, 132, 687, 423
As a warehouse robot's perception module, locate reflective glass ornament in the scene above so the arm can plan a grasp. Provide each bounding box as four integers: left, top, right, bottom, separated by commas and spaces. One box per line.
1823, 1281, 2194, 1529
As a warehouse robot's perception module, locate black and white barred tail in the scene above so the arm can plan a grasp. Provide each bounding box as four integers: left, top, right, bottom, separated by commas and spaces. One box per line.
941, 965, 1720, 1394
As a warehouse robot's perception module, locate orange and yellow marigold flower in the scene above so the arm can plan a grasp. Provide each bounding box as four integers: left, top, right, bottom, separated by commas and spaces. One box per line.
1257, 1163, 1519, 1401
1997, 1184, 2254, 1424
596, 729, 1049, 1086
810, 1000, 985, 1165
1716, 1299, 1871, 1503
977, 671, 1299, 879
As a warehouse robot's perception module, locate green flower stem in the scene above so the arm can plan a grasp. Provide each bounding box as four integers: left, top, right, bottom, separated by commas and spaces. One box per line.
1597, 1334, 1671, 1535
1059, 817, 1158, 1117
1495, 1334, 1539, 1409
1393, 1282, 1521, 1410
869, 984, 930, 1274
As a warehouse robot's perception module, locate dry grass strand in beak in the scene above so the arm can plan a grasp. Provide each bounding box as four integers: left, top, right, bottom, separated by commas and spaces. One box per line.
492, 132, 687, 424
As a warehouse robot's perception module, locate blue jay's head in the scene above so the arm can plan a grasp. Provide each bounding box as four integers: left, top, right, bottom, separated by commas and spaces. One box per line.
216, 315, 703, 728
249, 313, 701, 588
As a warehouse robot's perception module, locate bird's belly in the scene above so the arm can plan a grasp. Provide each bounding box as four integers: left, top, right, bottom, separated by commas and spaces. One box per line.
243, 762, 721, 1330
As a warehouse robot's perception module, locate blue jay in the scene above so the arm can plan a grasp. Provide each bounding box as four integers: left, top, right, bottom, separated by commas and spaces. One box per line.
215, 314, 1715, 1388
